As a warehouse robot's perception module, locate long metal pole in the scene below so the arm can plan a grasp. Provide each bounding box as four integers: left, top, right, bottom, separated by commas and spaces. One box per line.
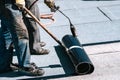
23, 7, 63, 46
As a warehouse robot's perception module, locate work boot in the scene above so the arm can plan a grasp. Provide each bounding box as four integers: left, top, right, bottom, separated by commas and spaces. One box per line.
40, 42, 46, 47
19, 67, 45, 76
10, 62, 37, 71
31, 48, 50, 55
11, 63, 45, 76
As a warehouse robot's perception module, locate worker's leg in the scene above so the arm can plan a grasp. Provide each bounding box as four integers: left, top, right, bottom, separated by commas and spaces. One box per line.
24, 0, 49, 54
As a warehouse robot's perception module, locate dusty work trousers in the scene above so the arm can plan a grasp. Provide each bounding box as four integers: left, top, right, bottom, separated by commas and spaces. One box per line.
24, 0, 42, 52
0, 4, 31, 68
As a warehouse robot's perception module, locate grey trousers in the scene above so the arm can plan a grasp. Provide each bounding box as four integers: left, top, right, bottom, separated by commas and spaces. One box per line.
24, 0, 42, 52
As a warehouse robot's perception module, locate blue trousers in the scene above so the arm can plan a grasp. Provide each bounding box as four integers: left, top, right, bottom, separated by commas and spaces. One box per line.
0, 4, 31, 68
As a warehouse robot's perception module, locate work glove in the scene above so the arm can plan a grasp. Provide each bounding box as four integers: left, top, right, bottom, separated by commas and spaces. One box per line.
44, 0, 56, 12
15, 0, 25, 9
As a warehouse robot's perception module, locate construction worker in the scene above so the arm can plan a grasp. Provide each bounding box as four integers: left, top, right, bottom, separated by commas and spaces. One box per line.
0, 0, 55, 76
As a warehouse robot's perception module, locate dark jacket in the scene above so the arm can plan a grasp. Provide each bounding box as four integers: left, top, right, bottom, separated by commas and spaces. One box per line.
0, 0, 16, 5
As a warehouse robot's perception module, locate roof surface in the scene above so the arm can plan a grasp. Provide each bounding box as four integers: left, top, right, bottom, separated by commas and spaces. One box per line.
0, 1, 120, 80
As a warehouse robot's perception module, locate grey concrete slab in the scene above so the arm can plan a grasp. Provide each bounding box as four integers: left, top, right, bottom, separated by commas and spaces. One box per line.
55, 1, 120, 11
99, 5, 120, 20
84, 42, 120, 55
40, 20, 120, 46
38, 1, 120, 13
75, 20, 120, 45
44, 7, 109, 27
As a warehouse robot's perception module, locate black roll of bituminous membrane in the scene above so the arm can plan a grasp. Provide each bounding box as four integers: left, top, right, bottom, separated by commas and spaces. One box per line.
62, 35, 94, 75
